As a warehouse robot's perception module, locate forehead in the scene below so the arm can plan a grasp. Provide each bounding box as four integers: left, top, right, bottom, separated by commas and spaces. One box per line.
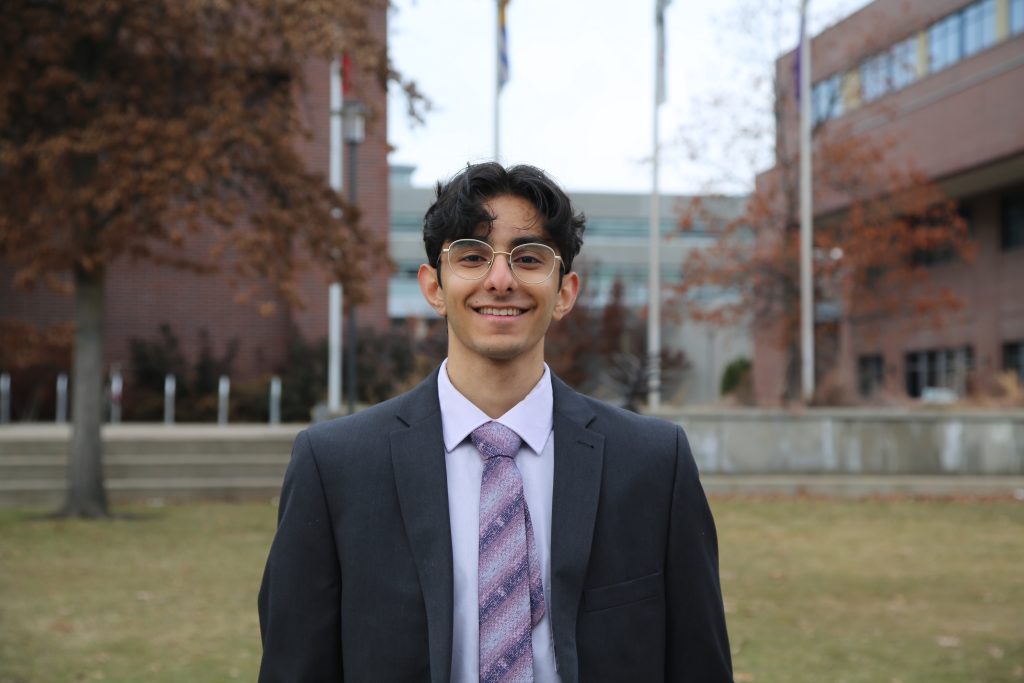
471, 195, 551, 244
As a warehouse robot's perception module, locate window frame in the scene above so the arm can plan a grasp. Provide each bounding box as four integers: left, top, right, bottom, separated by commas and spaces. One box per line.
1002, 191, 1024, 250
857, 354, 885, 397
1004, 341, 1024, 382
1011, 0, 1024, 35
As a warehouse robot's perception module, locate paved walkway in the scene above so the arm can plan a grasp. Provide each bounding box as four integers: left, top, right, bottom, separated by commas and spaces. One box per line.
701, 474, 1024, 498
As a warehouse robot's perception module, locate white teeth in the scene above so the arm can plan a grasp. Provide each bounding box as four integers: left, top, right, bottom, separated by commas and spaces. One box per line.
478, 307, 522, 316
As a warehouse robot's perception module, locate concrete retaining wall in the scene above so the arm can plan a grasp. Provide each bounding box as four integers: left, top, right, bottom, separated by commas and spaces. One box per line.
3, 411, 1023, 507
0, 424, 299, 507
660, 409, 1024, 475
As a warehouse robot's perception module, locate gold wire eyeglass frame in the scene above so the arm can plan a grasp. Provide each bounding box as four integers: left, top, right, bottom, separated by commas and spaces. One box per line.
439, 238, 564, 284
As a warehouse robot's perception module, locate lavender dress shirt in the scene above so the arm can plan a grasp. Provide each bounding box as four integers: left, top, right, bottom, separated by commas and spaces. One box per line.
438, 359, 560, 683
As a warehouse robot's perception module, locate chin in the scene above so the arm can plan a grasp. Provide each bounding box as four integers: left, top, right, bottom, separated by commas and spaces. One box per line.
476, 344, 527, 361
471, 336, 545, 363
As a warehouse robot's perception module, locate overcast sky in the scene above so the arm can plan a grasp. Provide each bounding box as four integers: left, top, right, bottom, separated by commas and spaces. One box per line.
386, 0, 874, 194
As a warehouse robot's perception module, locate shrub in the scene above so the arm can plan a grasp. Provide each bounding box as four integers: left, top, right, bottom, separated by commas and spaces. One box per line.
720, 358, 752, 398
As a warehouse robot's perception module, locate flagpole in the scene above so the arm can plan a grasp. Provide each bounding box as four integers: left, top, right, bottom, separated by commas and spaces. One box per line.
494, 1, 500, 161
494, 0, 507, 161
648, 0, 668, 411
328, 57, 344, 414
799, 0, 815, 401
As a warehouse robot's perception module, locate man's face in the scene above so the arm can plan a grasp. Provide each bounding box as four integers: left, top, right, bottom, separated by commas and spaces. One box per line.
418, 194, 579, 369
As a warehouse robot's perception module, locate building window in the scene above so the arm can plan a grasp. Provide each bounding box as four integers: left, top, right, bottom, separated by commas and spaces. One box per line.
1012, 0, 1024, 35
859, 36, 920, 104
858, 354, 885, 397
1005, 342, 1024, 381
820, 0, 1004, 122
812, 74, 843, 124
962, 0, 996, 57
1003, 191, 1024, 249
929, 11, 963, 72
891, 37, 918, 89
860, 52, 891, 102
905, 346, 974, 398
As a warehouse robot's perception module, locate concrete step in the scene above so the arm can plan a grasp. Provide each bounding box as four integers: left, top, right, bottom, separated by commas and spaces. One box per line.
0, 424, 302, 507
0, 454, 290, 480
0, 476, 285, 508
0, 424, 302, 456
0, 438, 296, 457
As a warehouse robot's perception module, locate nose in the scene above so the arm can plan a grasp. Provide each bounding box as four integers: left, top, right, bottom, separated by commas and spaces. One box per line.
483, 251, 517, 291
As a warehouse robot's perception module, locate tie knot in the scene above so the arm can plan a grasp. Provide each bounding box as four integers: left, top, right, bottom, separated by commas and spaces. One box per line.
470, 421, 522, 460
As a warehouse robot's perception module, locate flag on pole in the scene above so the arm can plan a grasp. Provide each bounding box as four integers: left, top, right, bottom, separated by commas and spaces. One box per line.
656, 0, 670, 105
498, 0, 510, 91
341, 52, 353, 97
793, 7, 805, 102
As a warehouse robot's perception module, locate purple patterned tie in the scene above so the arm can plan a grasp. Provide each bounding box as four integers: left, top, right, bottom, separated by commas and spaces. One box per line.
472, 421, 546, 683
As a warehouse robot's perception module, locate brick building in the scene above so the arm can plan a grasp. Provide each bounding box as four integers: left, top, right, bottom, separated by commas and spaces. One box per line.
0, 41, 390, 408
754, 0, 1024, 403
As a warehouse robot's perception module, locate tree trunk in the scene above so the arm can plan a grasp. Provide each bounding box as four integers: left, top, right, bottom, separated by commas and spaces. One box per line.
60, 265, 109, 518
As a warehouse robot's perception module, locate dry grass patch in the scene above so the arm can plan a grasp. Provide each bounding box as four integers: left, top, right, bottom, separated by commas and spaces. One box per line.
715, 497, 1024, 683
0, 503, 275, 683
0, 497, 1021, 682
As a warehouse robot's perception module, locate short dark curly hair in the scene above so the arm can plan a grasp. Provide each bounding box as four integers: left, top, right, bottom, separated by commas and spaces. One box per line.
423, 162, 586, 282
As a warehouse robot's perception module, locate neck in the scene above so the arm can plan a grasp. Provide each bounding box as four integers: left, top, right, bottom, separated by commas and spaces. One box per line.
445, 355, 545, 419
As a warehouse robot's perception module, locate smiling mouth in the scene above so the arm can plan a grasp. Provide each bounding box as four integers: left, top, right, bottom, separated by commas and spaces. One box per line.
475, 306, 526, 317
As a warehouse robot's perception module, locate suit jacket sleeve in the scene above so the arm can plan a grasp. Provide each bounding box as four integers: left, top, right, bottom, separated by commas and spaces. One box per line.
258, 429, 344, 682
665, 425, 734, 681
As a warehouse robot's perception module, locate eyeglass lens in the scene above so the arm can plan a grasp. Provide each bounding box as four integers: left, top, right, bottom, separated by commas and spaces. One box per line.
447, 239, 558, 284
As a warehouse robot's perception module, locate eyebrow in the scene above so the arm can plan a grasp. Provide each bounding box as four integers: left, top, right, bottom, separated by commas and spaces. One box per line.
507, 236, 556, 250
468, 234, 557, 250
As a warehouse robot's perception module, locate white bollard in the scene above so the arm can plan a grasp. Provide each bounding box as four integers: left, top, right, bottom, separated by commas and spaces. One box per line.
110, 366, 123, 424
164, 374, 176, 425
56, 373, 68, 424
0, 372, 10, 424
217, 375, 230, 425
329, 284, 343, 412
269, 376, 282, 425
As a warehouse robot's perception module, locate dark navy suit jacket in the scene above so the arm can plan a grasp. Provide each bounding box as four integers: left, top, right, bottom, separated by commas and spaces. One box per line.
258, 369, 733, 682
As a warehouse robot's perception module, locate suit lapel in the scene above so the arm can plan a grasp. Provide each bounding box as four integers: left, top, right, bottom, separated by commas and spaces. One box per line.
549, 376, 604, 683
390, 371, 454, 683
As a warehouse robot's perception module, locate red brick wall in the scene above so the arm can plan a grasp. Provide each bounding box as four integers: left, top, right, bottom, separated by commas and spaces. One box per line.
845, 188, 1024, 394
754, 0, 1024, 403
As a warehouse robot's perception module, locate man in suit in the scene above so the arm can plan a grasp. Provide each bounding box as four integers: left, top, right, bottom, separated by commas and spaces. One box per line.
258, 162, 733, 682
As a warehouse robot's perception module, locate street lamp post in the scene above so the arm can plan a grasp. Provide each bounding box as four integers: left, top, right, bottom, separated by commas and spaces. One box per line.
341, 100, 366, 414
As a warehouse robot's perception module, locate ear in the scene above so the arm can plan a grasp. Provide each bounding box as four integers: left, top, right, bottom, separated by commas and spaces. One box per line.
551, 271, 580, 321
418, 264, 446, 316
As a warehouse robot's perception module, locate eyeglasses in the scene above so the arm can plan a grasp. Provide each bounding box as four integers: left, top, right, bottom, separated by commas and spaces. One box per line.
440, 238, 564, 284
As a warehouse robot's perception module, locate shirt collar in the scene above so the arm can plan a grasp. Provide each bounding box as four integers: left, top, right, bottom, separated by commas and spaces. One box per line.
437, 358, 553, 456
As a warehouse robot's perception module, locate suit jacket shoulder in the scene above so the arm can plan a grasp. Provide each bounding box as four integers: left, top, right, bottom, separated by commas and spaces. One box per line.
299, 369, 442, 466
552, 375, 686, 474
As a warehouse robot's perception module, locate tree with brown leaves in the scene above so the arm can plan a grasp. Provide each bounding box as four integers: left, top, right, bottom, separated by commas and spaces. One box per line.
674, 2, 974, 404
0, 0, 417, 517
679, 127, 974, 403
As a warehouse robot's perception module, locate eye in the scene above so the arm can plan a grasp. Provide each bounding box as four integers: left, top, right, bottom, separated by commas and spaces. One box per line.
511, 246, 551, 269
449, 242, 493, 267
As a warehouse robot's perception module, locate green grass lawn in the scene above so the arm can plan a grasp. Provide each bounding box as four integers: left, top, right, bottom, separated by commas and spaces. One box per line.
0, 497, 1021, 683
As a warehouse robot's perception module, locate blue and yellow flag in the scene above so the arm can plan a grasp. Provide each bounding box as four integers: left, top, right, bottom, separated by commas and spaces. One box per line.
498, 0, 510, 91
